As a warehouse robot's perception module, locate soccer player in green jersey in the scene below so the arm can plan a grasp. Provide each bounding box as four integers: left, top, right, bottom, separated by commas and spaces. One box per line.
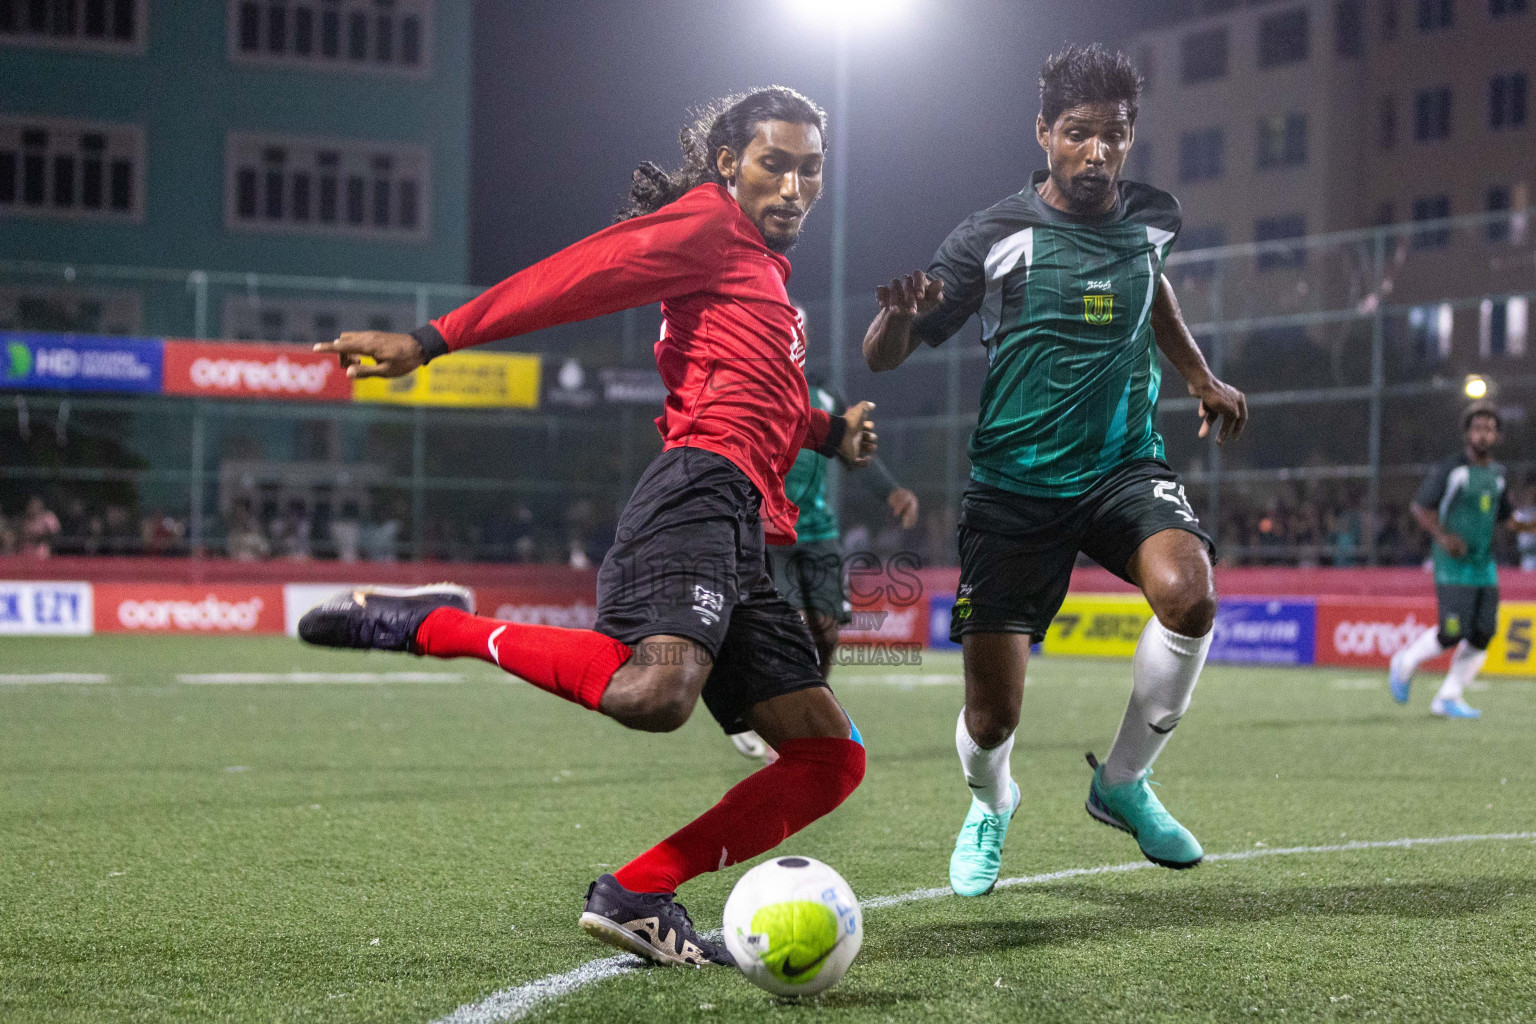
862, 44, 1247, 892
1389, 403, 1536, 718
732, 372, 920, 761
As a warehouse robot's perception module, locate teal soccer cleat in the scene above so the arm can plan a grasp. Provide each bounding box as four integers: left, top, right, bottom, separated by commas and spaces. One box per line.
1430, 697, 1481, 719
1388, 651, 1412, 704
949, 780, 1021, 897
1085, 753, 1203, 869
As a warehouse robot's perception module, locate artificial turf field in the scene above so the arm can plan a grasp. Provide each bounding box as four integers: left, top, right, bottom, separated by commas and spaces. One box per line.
2, 636, 1534, 1023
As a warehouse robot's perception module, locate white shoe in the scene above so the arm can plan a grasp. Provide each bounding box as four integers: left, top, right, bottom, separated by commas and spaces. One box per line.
728, 730, 777, 762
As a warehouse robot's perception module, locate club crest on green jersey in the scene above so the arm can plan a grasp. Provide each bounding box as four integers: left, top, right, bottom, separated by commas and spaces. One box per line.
1083, 294, 1114, 325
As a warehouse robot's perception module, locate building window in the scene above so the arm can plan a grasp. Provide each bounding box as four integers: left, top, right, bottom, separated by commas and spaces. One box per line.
1485, 185, 1524, 242
1379, 95, 1398, 148
1414, 87, 1452, 140
0, 115, 144, 222
1382, 0, 1399, 37
227, 0, 433, 77
0, 0, 145, 52
1416, 0, 1453, 30
1255, 213, 1307, 269
225, 132, 430, 240
1257, 113, 1307, 169
1127, 140, 1153, 183
1180, 27, 1228, 84
1491, 0, 1528, 15
1178, 128, 1222, 182
1336, 0, 1365, 55
1375, 201, 1395, 226
1258, 7, 1309, 67
1480, 297, 1527, 357
1411, 194, 1452, 247
1172, 224, 1225, 281
1409, 303, 1454, 360
1489, 73, 1528, 129
0, 286, 142, 333
221, 294, 416, 344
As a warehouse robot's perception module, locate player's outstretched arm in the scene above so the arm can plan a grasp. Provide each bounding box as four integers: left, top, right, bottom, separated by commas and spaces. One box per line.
1151, 274, 1248, 444
863, 271, 944, 372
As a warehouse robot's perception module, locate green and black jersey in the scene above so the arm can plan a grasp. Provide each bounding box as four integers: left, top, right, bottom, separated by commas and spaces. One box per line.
912, 170, 1182, 498
1414, 455, 1513, 587
782, 383, 842, 544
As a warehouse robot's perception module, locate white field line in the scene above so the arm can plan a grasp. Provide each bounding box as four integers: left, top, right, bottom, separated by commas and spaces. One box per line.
428, 829, 1536, 1024
0, 673, 111, 685
177, 672, 465, 685
837, 674, 963, 687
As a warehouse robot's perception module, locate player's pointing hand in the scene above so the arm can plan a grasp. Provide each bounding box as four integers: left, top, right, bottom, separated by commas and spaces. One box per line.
839, 400, 877, 469
313, 331, 427, 379
1191, 375, 1248, 444
876, 271, 944, 318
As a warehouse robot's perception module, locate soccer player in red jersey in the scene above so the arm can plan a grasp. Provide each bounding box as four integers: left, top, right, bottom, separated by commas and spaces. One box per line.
299, 88, 871, 967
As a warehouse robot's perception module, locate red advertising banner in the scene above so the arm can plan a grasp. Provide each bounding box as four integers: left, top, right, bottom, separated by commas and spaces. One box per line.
472, 586, 598, 630
95, 584, 286, 634
162, 340, 353, 402
838, 594, 929, 646
1314, 596, 1452, 670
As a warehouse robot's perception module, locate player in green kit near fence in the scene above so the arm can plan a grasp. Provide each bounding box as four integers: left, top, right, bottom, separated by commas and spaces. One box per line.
1389, 403, 1536, 718
730, 374, 920, 761
862, 45, 1248, 894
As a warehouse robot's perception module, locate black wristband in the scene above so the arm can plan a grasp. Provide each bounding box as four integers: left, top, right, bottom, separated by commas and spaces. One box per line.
816, 415, 848, 459
410, 324, 450, 364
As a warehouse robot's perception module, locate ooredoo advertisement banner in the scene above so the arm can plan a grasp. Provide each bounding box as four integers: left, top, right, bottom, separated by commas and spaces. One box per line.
0, 581, 94, 635
472, 586, 599, 630
1313, 597, 1449, 670
95, 584, 285, 634
162, 340, 353, 402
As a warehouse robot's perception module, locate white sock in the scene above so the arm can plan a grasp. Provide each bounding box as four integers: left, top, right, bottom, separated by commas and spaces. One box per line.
1434, 641, 1486, 704
1102, 618, 1212, 786
955, 708, 1015, 816
1395, 626, 1450, 679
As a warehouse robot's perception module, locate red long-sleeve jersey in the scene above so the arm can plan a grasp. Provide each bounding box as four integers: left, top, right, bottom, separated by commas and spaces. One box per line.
411, 183, 841, 544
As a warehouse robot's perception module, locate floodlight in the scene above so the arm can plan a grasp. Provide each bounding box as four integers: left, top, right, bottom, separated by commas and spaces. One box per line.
1464, 375, 1489, 399
783, 0, 912, 27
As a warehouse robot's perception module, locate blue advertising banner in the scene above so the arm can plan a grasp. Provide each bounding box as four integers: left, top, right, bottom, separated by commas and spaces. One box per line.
2, 333, 164, 394
1209, 598, 1317, 665
929, 594, 960, 650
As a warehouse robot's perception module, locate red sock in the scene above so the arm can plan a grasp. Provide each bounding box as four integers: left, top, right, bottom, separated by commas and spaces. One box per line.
414, 607, 630, 710
614, 736, 866, 894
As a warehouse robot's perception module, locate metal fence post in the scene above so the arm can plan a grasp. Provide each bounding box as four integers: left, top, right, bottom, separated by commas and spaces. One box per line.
1367, 228, 1387, 565
1207, 260, 1225, 540
189, 401, 206, 553
415, 286, 430, 329
189, 271, 209, 339
411, 406, 426, 560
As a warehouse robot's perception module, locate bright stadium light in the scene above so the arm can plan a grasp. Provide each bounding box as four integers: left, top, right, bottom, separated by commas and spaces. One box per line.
1464, 374, 1489, 399
784, 0, 912, 28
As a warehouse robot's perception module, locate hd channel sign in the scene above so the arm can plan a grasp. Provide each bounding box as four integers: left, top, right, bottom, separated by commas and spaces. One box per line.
2, 333, 163, 394
1208, 598, 1316, 666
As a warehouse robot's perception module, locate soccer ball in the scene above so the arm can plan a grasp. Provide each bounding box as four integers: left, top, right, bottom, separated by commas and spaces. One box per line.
722, 855, 863, 997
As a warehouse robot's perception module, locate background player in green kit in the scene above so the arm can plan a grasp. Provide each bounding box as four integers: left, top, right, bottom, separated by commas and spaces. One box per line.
731, 371, 920, 761
1389, 403, 1536, 718
862, 45, 1248, 894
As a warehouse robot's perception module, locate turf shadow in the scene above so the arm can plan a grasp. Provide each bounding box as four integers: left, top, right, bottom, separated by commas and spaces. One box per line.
879, 876, 1536, 958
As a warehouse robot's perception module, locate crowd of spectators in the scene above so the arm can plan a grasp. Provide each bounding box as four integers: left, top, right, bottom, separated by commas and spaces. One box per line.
10, 483, 1536, 569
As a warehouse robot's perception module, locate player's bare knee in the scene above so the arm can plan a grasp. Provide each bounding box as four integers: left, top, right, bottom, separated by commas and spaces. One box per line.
1147, 568, 1216, 637
965, 703, 1018, 749
602, 662, 704, 732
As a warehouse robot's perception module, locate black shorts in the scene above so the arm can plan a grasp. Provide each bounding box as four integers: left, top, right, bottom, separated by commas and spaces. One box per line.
951, 458, 1214, 643
1435, 583, 1499, 650
594, 446, 829, 734
768, 538, 853, 626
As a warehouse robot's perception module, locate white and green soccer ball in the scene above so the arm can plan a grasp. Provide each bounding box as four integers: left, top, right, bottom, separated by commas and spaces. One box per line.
722, 855, 863, 997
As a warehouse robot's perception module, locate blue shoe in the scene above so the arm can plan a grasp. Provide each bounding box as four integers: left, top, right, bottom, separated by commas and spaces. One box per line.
948, 780, 1020, 897
1430, 697, 1481, 719
1388, 652, 1411, 704
1085, 754, 1203, 870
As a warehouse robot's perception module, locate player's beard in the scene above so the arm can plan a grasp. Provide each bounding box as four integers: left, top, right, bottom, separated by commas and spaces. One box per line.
1056, 168, 1116, 212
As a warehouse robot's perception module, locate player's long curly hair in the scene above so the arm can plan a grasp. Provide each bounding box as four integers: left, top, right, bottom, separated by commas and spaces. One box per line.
1039, 43, 1143, 127
618, 86, 828, 221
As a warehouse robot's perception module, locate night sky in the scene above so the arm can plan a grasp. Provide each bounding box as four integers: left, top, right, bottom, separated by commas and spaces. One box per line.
468, 0, 1161, 296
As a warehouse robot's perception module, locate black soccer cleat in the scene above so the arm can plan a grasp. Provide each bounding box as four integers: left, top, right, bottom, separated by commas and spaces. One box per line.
296, 584, 474, 653
579, 874, 733, 968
